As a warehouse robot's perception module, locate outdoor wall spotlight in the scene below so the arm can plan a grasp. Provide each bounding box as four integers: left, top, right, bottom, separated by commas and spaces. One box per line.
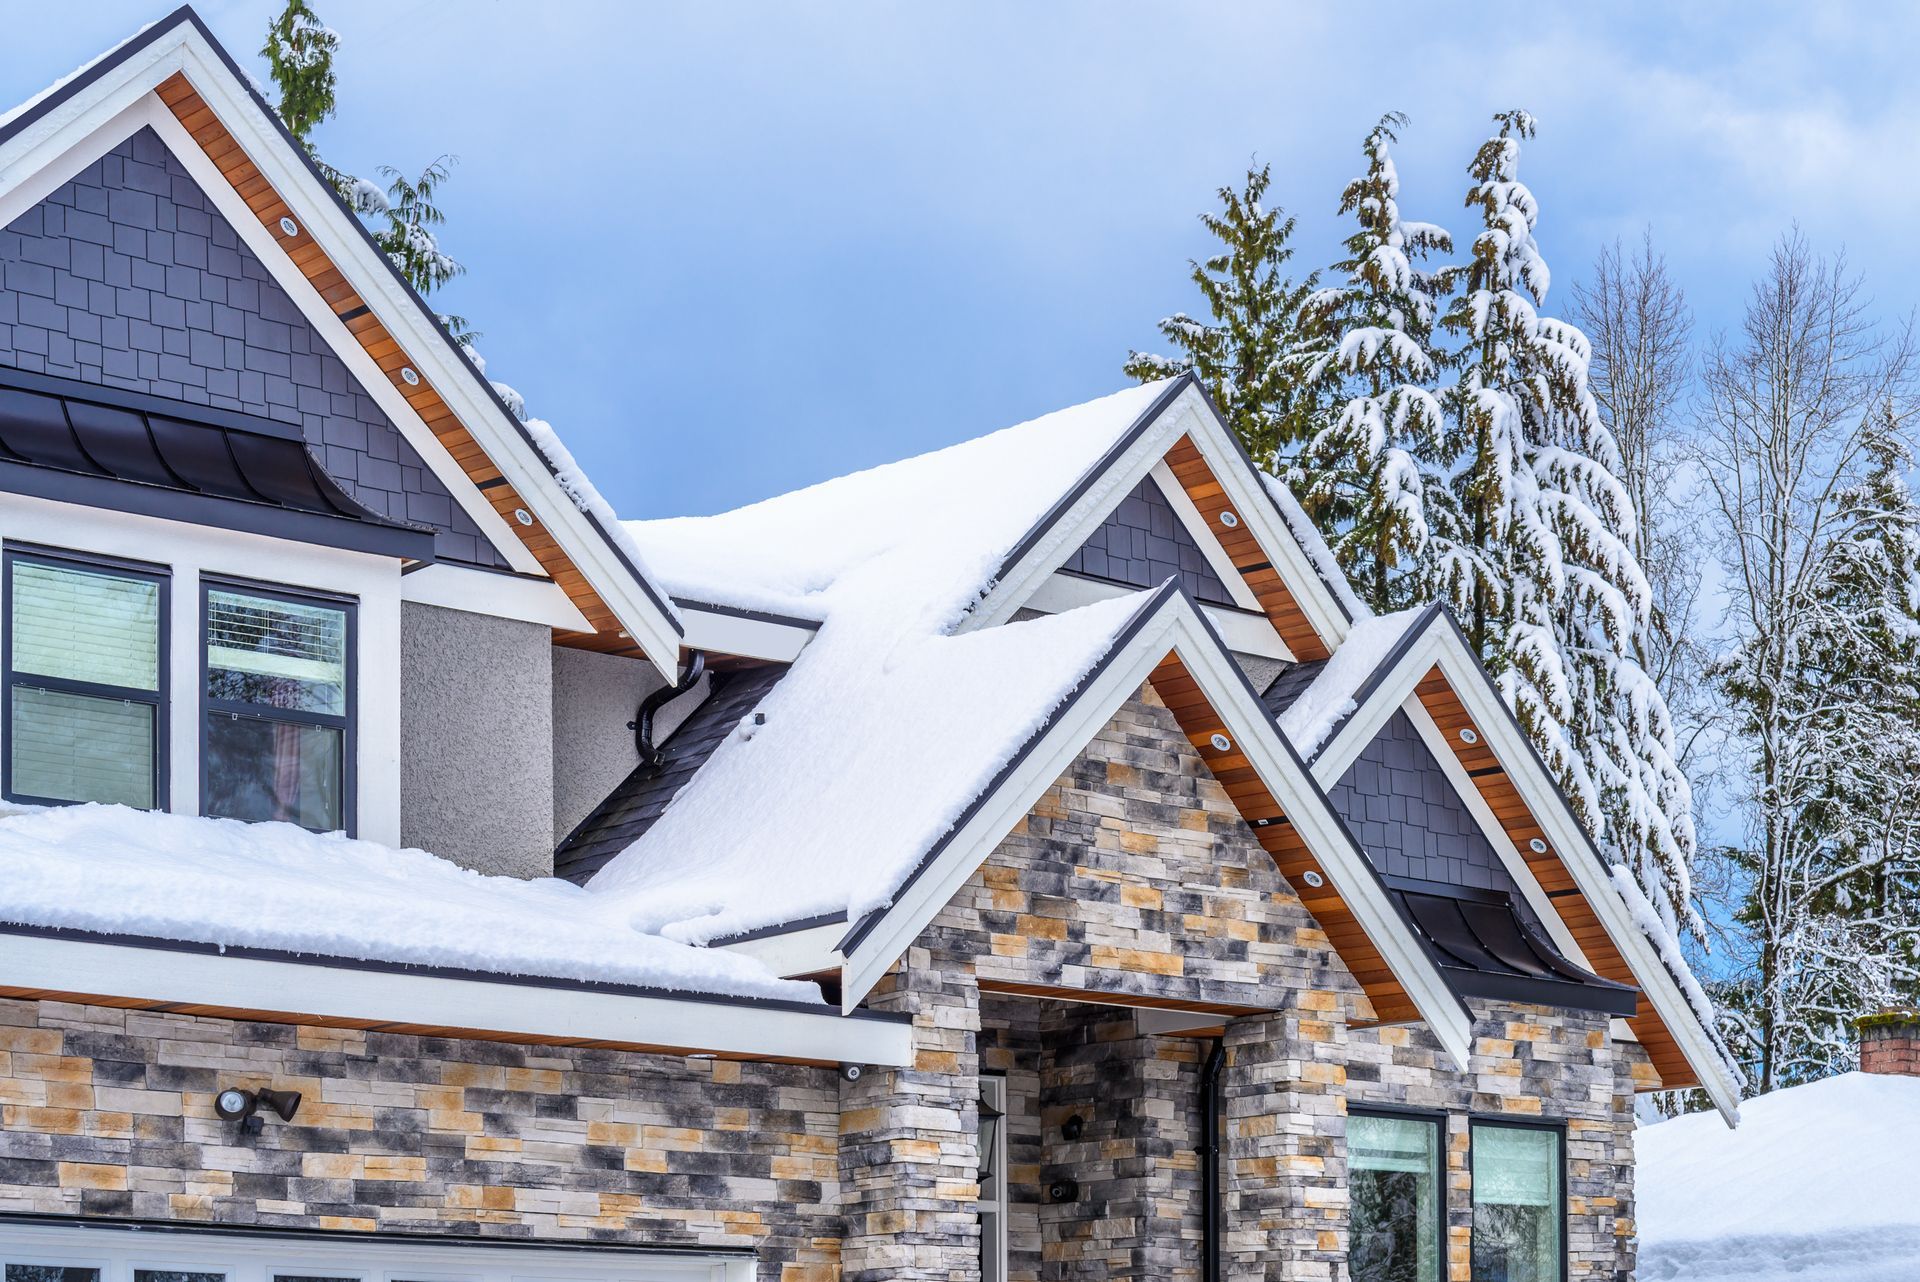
256, 1088, 303, 1122
214, 1087, 254, 1120
1061, 1113, 1085, 1142
214, 1086, 302, 1135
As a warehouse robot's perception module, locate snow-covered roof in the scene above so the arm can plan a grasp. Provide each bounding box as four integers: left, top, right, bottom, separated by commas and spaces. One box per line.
587, 588, 1156, 944
1637, 1072, 1920, 1281
1276, 606, 1428, 757
0, 802, 812, 1003
626, 381, 1171, 625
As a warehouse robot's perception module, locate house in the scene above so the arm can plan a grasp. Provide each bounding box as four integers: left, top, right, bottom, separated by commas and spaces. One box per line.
0, 8, 1740, 1282
1636, 1011, 1920, 1282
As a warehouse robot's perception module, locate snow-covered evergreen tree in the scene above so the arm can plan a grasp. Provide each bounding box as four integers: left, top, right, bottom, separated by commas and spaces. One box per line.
1433, 111, 1700, 942
1125, 164, 1333, 471
1294, 113, 1459, 611
259, 1, 469, 339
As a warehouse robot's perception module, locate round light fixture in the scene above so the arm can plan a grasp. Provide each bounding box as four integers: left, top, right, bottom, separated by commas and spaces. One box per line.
1458, 727, 1479, 745
1302, 869, 1325, 889
514, 508, 534, 527
1219, 510, 1240, 529
277, 216, 299, 237
215, 1088, 252, 1119
1528, 838, 1549, 854
399, 366, 421, 386
1209, 732, 1232, 752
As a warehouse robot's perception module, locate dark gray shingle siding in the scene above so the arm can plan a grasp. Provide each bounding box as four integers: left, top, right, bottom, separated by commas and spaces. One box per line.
0, 128, 503, 567
1329, 709, 1536, 917
1062, 475, 1235, 606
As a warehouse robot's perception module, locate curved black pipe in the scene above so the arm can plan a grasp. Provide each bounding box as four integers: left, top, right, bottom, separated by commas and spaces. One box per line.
632, 651, 706, 767
1201, 1038, 1226, 1282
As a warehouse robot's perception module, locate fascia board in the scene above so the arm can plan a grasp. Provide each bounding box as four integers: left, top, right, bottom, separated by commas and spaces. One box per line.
160, 29, 682, 677
1331, 618, 1742, 1122
1164, 607, 1474, 1071
1027, 572, 1291, 661
840, 594, 1188, 1006
0, 930, 912, 1068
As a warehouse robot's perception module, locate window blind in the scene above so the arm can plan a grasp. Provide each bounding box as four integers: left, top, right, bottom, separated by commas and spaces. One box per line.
205, 589, 346, 715
11, 561, 159, 691
9, 685, 154, 807
1472, 1125, 1559, 1207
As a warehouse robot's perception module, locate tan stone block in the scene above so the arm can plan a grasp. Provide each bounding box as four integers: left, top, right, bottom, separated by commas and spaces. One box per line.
14, 1053, 92, 1083
467, 1134, 527, 1156
711, 1060, 742, 1085
302, 1152, 363, 1179
505, 1067, 564, 1093
168, 1194, 216, 1220
586, 1121, 638, 1146
58, 1162, 127, 1190
1118, 830, 1158, 855
440, 1062, 506, 1089
318, 1216, 378, 1231
1500, 1095, 1543, 1116
0, 1078, 46, 1106
46, 1081, 93, 1110
915, 1050, 959, 1074
641, 1125, 705, 1151
0, 1027, 61, 1055
1120, 883, 1163, 910
1089, 945, 1182, 976
365, 1155, 425, 1180
1014, 914, 1068, 941
989, 933, 1026, 958
779, 1266, 840, 1282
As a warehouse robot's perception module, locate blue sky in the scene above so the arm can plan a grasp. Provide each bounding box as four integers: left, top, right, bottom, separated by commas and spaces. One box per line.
7, 1, 1917, 520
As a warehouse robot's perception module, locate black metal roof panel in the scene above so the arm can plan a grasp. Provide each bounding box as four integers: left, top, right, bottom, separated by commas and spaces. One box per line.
1260, 658, 1329, 719
0, 366, 434, 558
555, 663, 790, 886
1386, 876, 1638, 1017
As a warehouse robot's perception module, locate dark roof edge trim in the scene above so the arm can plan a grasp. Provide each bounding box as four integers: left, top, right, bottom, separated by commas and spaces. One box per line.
0, 920, 909, 1025
1306, 601, 1448, 764
1444, 967, 1639, 1019
986, 373, 1197, 592
672, 597, 824, 631
713, 910, 852, 947
0, 1212, 755, 1260
838, 576, 1187, 956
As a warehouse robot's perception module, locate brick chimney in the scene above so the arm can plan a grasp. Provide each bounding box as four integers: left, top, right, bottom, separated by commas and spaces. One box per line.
1858, 1008, 1920, 1075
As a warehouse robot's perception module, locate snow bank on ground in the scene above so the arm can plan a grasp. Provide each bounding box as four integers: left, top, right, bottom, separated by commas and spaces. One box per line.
588, 589, 1153, 944
1637, 1072, 1920, 1281
624, 382, 1170, 622
0, 803, 814, 1002
1277, 607, 1427, 756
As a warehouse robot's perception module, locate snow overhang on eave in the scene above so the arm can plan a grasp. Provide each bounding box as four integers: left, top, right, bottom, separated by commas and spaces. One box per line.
832, 581, 1475, 1071
0, 924, 912, 1069
1305, 606, 1743, 1124
0, 6, 684, 679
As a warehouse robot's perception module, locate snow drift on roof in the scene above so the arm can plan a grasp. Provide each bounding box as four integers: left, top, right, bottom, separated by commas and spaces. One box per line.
1262, 471, 1365, 621
0, 802, 814, 1002
586, 587, 1157, 945
1277, 606, 1427, 756
625, 381, 1171, 623
1637, 1071, 1920, 1282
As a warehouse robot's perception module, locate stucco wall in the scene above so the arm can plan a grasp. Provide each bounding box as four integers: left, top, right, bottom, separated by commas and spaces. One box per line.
550, 645, 672, 845
400, 601, 554, 878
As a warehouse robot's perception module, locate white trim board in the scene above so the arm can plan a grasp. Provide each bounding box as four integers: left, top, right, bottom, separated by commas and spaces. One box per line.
1026, 570, 1291, 661
837, 587, 1474, 1072
675, 603, 815, 663
0, 931, 912, 1068
1308, 611, 1741, 1122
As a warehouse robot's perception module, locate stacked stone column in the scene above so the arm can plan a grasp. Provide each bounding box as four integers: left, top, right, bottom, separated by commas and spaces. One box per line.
838, 946, 983, 1282
1222, 998, 1350, 1280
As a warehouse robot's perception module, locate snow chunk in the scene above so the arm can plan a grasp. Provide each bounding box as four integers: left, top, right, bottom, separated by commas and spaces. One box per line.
1277, 608, 1427, 757
1638, 1072, 1920, 1281
588, 589, 1154, 944
0, 803, 814, 1002
625, 382, 1171, 623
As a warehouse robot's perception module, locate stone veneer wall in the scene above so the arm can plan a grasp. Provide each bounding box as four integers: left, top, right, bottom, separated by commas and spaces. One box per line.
0, 997, 843, 1281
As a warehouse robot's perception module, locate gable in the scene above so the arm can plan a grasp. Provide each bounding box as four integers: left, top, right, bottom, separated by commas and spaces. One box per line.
926, 684, 1365, 1016
0, 127, 504, 567
1060, 474, 1234, 606
1329, 709, 1536, 916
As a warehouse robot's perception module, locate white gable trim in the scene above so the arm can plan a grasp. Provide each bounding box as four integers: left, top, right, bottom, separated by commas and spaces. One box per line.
838, 586, 1474, 1071
1147, 458, 1264, 611
0, 929, 912, 1068
1025, 571, 1292, 661
1310, 611, 1741, 1121
0, 14, 684, 676
967, 379, 1353, 659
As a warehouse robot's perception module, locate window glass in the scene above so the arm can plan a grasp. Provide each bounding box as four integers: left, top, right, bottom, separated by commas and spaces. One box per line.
6, 1268, 103, 1282
1351, 1112, 1440, 1282
201, 585, 350, 833
6, 553, 164, 808
134, 1273, 224, 1282
1471, 1123, 1562, 1282
205, 589, 346, 715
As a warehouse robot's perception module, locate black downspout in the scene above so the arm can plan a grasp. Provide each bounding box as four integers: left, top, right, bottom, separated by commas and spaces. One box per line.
631, 651, 706, 766
1201, 1038, 1226, 1282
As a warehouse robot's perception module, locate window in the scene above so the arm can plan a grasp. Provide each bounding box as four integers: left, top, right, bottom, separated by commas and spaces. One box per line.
1350, 1110, 1442, 1282
201, 580, 353, 833
4, 547, 167, 809
1471, 1121, 1564, 1282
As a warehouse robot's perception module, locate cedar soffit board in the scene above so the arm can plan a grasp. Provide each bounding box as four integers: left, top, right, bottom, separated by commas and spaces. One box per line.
1410, 663, 1696, 1088
1163, 433, 1331, 660
152, 72, 642, 657
1147, 650, 1416, 1024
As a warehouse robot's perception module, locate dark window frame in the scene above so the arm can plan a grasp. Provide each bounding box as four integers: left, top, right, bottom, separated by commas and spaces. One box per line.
1348, 1104, 1448, 1282
2, 543, 171, 810
197, 573, 356, 837
1467, 1113, 1570, 1282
